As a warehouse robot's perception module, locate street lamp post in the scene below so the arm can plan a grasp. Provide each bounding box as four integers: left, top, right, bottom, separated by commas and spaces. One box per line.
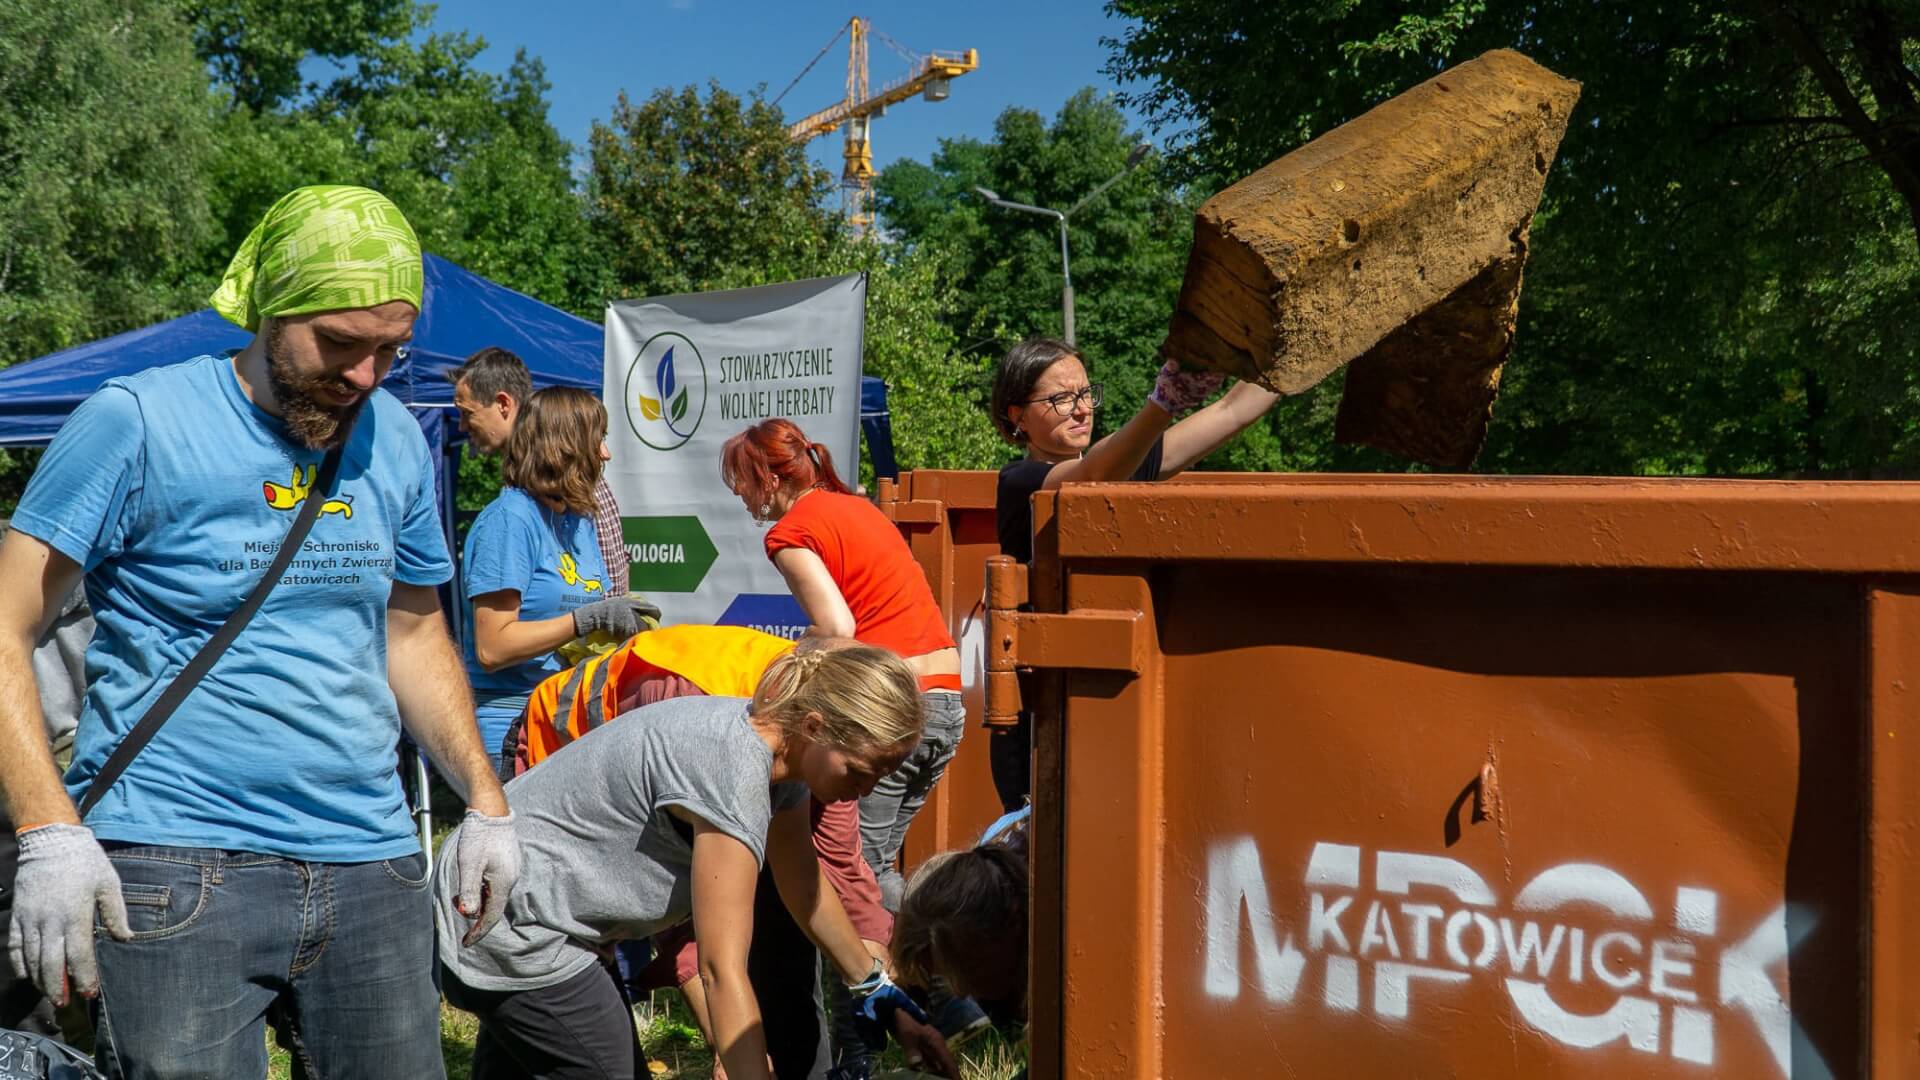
975, 141, 1152, 347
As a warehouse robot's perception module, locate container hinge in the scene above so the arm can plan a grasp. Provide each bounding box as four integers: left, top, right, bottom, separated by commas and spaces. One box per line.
994, 610, 1147, 675
984, 554, 1147, 724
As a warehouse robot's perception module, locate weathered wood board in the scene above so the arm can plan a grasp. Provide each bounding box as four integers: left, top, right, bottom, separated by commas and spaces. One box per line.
1158, 48, 1580, 466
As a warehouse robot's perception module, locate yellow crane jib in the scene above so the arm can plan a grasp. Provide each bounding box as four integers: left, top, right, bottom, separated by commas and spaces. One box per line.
783, 17, 979, 229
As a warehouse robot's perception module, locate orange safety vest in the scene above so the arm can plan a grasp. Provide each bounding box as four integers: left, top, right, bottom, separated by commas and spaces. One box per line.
520, 625, 796, 767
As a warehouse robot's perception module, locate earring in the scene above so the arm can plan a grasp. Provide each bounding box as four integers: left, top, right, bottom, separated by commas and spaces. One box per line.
759, 503, 772, 520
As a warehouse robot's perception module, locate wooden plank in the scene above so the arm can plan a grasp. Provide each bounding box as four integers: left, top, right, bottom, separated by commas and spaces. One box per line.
1160, 48, 1579, 466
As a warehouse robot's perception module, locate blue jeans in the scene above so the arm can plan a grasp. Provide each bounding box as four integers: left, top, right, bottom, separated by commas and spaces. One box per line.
859, 689, 967, 911
92, 844, 444, 1080
476, 697, 528, 780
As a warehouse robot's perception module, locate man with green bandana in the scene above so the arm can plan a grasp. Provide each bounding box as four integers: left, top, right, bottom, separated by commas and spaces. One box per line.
0, 185, 518, 1079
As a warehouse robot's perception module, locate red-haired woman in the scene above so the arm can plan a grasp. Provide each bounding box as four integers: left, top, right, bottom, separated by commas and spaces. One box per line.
719, 419, 963, 913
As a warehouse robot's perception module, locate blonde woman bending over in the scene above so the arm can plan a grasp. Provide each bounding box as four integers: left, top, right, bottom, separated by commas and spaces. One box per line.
433, 643, 957, 1080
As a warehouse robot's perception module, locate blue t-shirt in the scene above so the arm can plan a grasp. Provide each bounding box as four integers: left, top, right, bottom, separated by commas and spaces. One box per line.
11, 354, 452, 861
462, 487, 608, 696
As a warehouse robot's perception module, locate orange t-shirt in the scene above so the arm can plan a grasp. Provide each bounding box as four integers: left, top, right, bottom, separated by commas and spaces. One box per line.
764, 490, 959, 691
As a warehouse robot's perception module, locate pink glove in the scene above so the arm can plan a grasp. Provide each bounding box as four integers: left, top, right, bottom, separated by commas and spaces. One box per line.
1147, 360, 1225, 415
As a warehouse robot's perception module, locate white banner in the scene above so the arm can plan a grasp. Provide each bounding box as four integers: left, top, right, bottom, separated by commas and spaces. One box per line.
603, 273, 866, 635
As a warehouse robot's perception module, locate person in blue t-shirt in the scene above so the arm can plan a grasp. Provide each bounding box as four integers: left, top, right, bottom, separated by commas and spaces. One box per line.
0, 186, 519, 1080
464, 387, 657, 771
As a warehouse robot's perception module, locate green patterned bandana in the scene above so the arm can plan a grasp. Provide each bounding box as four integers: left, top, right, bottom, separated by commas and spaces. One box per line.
210, 185, 423, 331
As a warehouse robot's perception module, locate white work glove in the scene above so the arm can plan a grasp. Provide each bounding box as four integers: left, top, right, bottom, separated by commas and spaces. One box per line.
570, 597, 659, 640
453, 810, 520, 946
8, 823, 129, 1006
1147, 359, 1226, 415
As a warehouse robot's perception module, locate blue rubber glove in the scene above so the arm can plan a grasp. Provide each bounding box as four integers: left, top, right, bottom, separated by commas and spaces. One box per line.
850, 979, 931, 1049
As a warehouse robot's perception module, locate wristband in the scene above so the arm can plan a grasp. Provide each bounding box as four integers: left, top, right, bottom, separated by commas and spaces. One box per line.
846, 956, 888, 998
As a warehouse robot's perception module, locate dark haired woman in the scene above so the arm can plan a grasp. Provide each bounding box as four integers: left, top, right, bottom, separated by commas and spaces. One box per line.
989, 339, 1280, 806
719, 418, 964, 914
463, 387, 655, 771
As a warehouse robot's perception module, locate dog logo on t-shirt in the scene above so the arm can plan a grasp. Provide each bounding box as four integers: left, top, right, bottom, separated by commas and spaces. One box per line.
557, 551, 602, 593
262, 464, 354, 519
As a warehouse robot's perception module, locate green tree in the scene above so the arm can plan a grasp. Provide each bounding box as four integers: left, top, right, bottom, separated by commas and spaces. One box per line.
586, 83, 839, 300
202, 25, 599, 314
0, 0, 217, 366
185, 0, 416, 114
1105, 0, 1920, 475
827, 240, 1006, 475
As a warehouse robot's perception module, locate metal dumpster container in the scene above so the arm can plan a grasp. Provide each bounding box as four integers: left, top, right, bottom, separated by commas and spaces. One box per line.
987, 476, 1920, 1079
877, 471, 1011, 870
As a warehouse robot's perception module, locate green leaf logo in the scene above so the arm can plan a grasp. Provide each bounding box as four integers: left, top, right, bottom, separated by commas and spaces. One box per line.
622, 331, 707, 452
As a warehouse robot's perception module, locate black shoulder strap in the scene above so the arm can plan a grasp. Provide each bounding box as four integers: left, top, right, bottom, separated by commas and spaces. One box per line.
78, 442, 349, 819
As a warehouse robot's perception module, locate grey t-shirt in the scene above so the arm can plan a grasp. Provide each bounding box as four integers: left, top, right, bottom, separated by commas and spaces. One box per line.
434, 695, 810, 991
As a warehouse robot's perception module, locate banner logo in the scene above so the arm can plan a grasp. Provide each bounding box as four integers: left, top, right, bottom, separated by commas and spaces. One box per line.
623, 331, 708, 451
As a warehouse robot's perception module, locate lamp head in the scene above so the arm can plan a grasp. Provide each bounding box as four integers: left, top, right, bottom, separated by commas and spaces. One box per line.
974, 186, 1001, 203
1125, 142, 1153, 170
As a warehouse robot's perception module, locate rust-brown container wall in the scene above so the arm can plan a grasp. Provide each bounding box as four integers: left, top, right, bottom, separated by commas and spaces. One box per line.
989, 477, 1920, 1079
880, 471, 1011, 871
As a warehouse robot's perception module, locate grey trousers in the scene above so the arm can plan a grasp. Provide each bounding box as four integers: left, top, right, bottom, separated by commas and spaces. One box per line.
859, 689, 967, 911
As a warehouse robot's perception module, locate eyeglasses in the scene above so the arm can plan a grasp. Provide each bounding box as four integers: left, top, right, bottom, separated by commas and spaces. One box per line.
1026, 383, 1103, 415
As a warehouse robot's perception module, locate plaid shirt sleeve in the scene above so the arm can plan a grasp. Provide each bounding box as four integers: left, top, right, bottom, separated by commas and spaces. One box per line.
591, 477, 629, 596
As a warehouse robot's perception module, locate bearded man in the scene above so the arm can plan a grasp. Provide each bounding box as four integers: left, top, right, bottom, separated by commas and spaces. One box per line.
0, 186, 518, 1079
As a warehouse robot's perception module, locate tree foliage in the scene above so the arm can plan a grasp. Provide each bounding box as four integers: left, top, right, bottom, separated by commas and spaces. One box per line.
206, 26, 597, 314
827, 240, 1006, 475
184, 0, 416, 114
0, 0, 217, 366
586, 83, 838, 301
1105, 0, 1920, 475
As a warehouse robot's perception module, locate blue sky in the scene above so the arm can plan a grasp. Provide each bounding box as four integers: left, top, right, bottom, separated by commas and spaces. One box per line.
428, 0, 1151, 174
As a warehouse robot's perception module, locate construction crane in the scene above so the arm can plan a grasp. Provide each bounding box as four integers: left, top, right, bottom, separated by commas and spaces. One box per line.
781, 17, 979, 230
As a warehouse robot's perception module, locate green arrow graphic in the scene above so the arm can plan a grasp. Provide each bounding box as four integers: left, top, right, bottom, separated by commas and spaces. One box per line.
621, 515, 719, 593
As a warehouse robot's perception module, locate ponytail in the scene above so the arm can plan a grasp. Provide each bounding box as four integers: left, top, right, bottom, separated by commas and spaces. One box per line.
806, 441, 850, 494
720, 419, 851, 502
